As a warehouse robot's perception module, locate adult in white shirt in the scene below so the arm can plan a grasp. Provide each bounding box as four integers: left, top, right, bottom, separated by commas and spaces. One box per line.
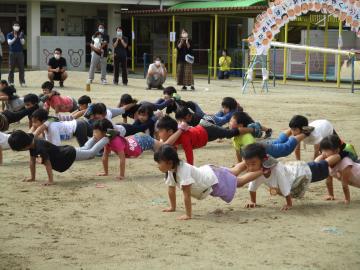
146, 57, 167, 90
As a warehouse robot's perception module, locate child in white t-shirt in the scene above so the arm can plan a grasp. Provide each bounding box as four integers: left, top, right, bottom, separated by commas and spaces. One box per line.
236, 143, 341, 210
0, 131, 10, 164
154, 145, 263, 220
288, 115, 335, 160
30, 108, 92, 147
317, 135, 360, 204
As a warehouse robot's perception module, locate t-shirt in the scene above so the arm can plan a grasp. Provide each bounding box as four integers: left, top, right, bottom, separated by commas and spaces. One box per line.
7, 32, 24, 52
45, 120, 77, 146
2, 107, 29, 124
44, 95, 74, 112
147, 63, 165, 80
248, 161, 312, 197
113, 36, 128, 58
176, 39, 193, 63
329, 157, 360, 188
219, 56, 231, 71
0, 132, 10, 149
105, 136, 142, 158
48, 57, 67, 70
165, 161, 218, 200
175, 125, 209, 165
303, 120, 334, 145
91, 33, 110, 57
232, 133, 256, 151
30, 139, 76, 172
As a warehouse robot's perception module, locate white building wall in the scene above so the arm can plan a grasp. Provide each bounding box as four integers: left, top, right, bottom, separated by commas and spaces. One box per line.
27, 1, 41, 68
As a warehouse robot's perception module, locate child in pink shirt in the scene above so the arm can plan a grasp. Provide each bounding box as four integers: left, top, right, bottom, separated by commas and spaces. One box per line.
41, 81, 77, 113
318, 134, 360, 204
94, 119, 186, 180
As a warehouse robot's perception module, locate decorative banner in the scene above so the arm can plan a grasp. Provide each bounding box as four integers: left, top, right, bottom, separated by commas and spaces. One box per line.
248, 0, 360, 55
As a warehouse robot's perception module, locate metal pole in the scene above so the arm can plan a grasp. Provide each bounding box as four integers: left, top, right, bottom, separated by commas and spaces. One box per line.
242, 39, 245, 86
283, 23, 288, 84
143, 53, 147, 78
213, 14, 218, 79
224, 17, 228, 49
323, 15, 328, 81
305, 20, 310, 81
336, 19, 342, 88
351, 55, 355, 93
208, 49, 211, 84
172, 15, 176, 79
167, 18, 171, 74
210, 18, 214, 74
131, 16, 135, 72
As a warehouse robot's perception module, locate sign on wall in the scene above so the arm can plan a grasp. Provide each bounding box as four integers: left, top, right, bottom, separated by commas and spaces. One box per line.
39, 36, 86, 71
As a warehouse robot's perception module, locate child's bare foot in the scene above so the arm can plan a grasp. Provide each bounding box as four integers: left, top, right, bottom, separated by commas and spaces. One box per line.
177, 214, 191, 220
116, 176, 125, 180
42, 182, 55, 186
97, 172, 108, 176
339, 199, 350, 205
281, 205, 292, 211
324, 195, 335, 201
23, 178, 35, 182
162, 207, 175, 212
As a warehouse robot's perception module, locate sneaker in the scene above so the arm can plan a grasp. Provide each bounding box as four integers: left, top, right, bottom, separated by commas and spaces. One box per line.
190, 86, 195, 91
9, 83, 15, 87
106, 129, 120, 139
59, 81, 64, 88
301, 126, 315, 136
123, 82, 128, 86
181, 86, 187, 91
87, 79, 92, 84
262, 155, 278, 169
20, 83, 26, 88
146, 87, 151, 90
264, 128, 272, 139
101, 79, 107, 85
83, 104, 94, 119
157, 85, 164, 90
113, 81, 119, 85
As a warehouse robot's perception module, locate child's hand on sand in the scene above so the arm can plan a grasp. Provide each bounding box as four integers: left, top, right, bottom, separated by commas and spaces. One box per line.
177, 215, 191, 220
23, 177, 35, 182
281, 204, 292, 211
97, 172, 108, 176
162, 207, 175, 212
244, 201, 257, 208
324, 195, 335, 201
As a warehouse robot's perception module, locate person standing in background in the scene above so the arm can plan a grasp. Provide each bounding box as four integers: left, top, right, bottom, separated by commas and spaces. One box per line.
87, 24, 109, 85
176, 29, 194, 91
0, 28, 5, 81
112, 26, 128, 86
7, 22, 26, 87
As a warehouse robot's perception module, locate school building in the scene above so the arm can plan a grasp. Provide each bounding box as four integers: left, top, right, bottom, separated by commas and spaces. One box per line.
0, 0, 359, 81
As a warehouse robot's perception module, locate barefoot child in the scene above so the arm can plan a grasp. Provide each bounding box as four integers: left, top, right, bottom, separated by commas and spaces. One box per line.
318, 135, 360, 204
153, 144, 263, 220
8, 129, 111, 185
95, 119, 185, 180
237, 143, 341, 211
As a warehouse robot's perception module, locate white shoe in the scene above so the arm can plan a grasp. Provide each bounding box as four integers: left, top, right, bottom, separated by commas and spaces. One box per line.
101, 79, 107, 85
87, 79, 92, 84
20, 83, 26, 87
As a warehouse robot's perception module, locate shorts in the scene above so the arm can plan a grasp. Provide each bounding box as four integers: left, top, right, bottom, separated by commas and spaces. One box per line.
53, 72, 64, 81
134, 134, 155, 152
210, 166, 237, 203
307, 160, 329, 182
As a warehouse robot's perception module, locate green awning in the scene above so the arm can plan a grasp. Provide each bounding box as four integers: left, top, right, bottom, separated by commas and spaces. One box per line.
169, 0, 267, 10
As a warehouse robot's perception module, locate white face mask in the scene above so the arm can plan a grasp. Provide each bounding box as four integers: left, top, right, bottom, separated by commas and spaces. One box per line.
182, 33, 188, 38
117, 31, 123, 37
155, 60, 161, 66
98, 28, 104, 33
13, 26, 20, 32
54, 53, 61, 60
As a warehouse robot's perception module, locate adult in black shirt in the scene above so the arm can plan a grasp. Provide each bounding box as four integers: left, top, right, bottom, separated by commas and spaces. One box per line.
48, 48, 68, 87
112, 26, 128, 86
176, 29, 194, 91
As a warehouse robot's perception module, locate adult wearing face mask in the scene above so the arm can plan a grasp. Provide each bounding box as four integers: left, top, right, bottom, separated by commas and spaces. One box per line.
176, 29, 194, 91
112, 26, 128, 86
146, 56, 167, 90
7, 22, 26, 87
87, 24, 109, 85
47, 48, 68, 87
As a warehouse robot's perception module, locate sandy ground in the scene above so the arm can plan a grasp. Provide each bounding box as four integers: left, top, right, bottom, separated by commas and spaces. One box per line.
1, 71, 360, 270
